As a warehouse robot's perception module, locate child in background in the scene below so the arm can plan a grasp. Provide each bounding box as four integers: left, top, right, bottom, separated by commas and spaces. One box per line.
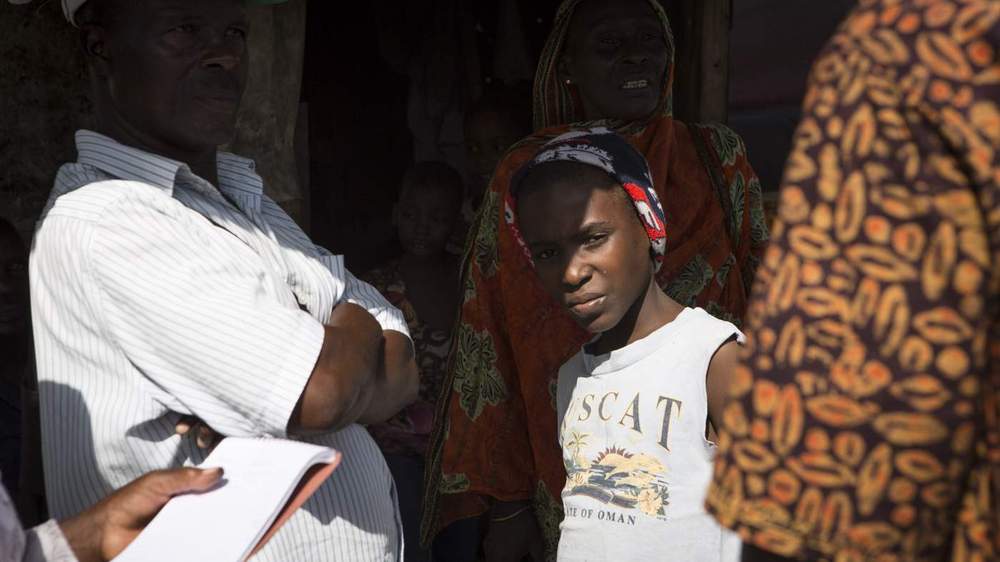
450, 86, 533, 254
362, 161, 464, 562
510, 130, 743, 562
464, 86, 533, 209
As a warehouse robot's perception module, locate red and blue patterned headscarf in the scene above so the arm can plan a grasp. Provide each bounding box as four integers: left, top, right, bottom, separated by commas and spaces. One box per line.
506, 128, 668, 272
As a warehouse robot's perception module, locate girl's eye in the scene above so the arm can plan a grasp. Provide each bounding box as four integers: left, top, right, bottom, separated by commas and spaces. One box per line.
172, 24, 197, 33
586, 234, 607, 246
227, 27, 247, 40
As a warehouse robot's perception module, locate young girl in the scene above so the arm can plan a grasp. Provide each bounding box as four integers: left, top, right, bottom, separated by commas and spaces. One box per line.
363, 162, 464, 562
511, 130, 742, 561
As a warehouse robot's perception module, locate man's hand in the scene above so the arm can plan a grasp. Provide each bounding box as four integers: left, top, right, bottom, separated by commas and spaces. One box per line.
175, 415, 223, 451
357, 330, 419, 425
483, 501, 546, 562
290, 303, 384, 433
59, 467, 224, 562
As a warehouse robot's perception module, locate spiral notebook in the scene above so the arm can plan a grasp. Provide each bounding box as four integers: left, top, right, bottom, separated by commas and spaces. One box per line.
114, 437, 341, 562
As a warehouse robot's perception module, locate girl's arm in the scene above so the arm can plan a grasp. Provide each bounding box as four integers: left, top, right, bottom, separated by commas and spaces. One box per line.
706, 339, 742, 438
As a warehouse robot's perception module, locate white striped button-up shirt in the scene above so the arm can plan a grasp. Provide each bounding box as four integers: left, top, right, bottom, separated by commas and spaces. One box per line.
30, 130, 408, 561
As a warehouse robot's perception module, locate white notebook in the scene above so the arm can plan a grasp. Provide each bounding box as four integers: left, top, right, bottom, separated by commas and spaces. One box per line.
114, 437, 341, 562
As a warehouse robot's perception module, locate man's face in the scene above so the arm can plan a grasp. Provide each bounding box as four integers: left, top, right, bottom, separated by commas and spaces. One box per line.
0, 229, 28, 336
97, 0, 249, 152
517, 168, 653, 334
562, 0, 669, 122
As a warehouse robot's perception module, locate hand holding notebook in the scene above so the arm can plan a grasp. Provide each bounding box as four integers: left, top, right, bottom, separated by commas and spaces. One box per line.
113, 437, 341, 562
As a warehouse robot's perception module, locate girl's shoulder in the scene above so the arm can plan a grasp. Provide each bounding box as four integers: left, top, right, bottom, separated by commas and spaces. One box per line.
672, 307, 746, 358
685, 305, 740, 328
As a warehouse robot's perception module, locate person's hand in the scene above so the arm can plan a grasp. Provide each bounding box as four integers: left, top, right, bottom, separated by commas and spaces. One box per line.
357, 330, 419, 425
483, 501, 545, 562
290, 302, 385, 432
59, 467, 224, 562
175, 415, 223, 451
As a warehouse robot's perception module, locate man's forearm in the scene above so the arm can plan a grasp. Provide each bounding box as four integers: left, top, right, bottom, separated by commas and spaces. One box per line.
289, 319, 383, 433
357, 330, 419, 425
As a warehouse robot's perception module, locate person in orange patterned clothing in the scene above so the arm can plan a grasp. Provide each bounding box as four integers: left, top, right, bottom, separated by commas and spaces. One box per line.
706, 1, 999, 561
422, 0, 769, 560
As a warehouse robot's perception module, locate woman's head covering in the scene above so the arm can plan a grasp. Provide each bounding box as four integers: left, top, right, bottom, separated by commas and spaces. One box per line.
532, 0, 676, 131
507, 128, 667, 272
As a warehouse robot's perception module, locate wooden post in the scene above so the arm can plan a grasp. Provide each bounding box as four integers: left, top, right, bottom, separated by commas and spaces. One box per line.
226, 1, 309, 225
696, 0, 732, 123
662, 0, 732, 124
0, 2, 88, 235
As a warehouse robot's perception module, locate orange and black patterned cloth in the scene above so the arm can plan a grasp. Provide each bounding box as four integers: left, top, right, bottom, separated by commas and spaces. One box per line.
706, 1, 1000, 560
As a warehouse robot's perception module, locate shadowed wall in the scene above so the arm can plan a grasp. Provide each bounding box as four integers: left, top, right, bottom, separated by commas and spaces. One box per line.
0, 1, 307, 234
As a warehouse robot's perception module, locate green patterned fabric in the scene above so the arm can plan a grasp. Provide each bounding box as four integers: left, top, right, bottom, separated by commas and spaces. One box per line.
451, 324, 506, 420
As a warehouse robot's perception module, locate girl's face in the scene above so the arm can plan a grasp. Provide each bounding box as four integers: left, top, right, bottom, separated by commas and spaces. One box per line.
395, 185, 461, 259
518, 171, 653, 335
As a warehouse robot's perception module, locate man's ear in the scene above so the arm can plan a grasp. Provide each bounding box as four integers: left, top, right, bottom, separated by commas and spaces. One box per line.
80, 24, 112, 78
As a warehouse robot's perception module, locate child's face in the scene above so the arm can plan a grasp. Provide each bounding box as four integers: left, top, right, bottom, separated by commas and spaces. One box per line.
395, 186, 460, 258
465, 111, 523, 184
518, 174, 653, 334
0, 230, 28, 336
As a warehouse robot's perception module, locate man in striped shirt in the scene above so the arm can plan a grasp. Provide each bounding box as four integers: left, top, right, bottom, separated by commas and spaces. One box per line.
28, 0, 419, 559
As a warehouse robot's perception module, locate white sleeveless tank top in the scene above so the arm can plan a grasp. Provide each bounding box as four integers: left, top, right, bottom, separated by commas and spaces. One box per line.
555, 307, 743, 562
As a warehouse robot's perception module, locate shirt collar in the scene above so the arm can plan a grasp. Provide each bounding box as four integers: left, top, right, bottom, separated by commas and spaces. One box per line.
216, 151, 265, 207
74, 130, 264, 207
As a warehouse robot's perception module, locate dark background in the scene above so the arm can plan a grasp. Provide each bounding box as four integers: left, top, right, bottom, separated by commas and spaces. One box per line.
300, 0, 853, 272
0, 0, 854, 273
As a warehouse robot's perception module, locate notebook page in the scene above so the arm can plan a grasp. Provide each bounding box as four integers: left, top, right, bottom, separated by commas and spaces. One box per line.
114, 437, 339, 562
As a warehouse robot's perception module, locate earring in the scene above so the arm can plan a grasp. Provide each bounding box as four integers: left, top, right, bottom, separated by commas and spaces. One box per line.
564, 79, 572, 85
